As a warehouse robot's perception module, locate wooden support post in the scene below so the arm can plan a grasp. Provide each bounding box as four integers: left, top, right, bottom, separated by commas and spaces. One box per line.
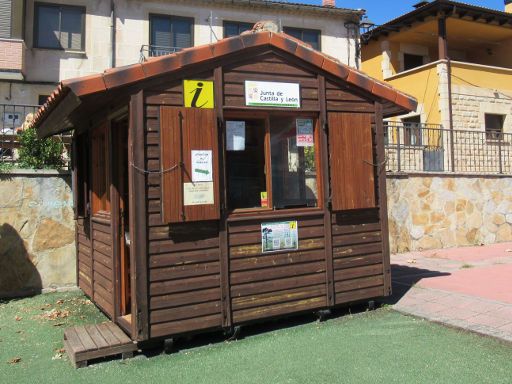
214, 66, 232, 329
438, 16, 448, 60
129, 90, 149, 341
318, 75, 335, 307
375, 102, 392, 296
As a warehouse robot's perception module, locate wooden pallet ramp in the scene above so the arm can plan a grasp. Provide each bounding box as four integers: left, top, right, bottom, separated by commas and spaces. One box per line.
64, 322, 138, 368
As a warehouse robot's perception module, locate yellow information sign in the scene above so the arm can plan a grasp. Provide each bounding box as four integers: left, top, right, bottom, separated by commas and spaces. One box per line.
183, 80, 214, 109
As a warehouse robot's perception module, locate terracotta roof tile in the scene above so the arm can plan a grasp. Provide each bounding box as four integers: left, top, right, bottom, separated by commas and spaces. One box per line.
346, 69, 373, 93
211, 36, 244, 58
241, 31, 272, 48
32, 31, 417, 132
269, 33, 299, 55
295, 44, 324, 68
62, 73, 106, 96
321, 59, 350, 81
142, 53, 182, 78
104, 63, 146, 89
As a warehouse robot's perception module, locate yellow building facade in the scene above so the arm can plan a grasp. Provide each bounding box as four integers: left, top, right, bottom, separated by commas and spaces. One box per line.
361, 0, 512, 174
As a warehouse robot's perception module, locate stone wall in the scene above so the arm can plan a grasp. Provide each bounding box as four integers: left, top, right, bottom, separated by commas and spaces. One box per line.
387, 175, 512, 253
0, 171, 76, 297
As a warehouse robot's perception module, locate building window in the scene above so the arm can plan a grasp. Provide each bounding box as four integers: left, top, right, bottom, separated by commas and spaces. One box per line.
383, 121, 390, 146
226, 115, 319, 211
0, 0, 12, 39
38, 95, 49, 105
34, 3, 85, 51
402, 116, 422, 146
224, 21, 253, 38
283, 27, 320, 51
149, 14, 193, 56
485, 113, 505, 140
403, 53, 424, 71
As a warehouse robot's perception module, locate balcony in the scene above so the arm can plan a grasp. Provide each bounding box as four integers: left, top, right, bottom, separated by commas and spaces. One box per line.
139, 45, 183, 62
0, 38, 25, 80
385, 123, 512, 175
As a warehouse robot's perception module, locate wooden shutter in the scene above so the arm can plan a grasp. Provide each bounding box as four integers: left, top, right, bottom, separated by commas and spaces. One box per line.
328, 112, 376, 211
161, 106, 220, 223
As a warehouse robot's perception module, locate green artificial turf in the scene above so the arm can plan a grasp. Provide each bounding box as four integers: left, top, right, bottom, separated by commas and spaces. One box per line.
1, 291, 511, 384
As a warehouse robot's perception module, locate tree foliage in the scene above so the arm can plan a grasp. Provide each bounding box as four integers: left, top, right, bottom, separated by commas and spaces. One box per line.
17, 127, 64, 169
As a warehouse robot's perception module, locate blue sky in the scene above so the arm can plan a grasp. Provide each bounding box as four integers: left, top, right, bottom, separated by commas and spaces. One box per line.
297, 1, 506, 25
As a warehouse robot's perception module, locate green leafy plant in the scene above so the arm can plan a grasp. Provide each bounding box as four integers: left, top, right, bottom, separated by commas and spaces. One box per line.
17, 126, 64, 169
0, 161, 13, 173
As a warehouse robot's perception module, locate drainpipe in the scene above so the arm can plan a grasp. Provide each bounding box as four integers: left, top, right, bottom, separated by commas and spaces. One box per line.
111, 0, 116, 68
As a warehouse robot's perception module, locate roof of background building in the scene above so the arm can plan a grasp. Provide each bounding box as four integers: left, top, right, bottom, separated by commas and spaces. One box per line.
195, 0, 365, 17
364, 0, 512, 42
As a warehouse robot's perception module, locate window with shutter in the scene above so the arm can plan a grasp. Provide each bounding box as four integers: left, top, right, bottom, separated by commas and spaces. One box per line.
223, 21, 253, 38
0, 0, 12, 39
328, 112, 376, 211
283, 27, 321, 51
34, 3, 85, 51
160, 107, 220, 223
150, 14, 193, 53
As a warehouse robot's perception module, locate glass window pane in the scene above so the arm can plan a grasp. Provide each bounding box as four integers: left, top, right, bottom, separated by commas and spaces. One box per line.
270, 117, 318, 209
36, 5, 60, 48
226, 119, 267, 210
172, 18, 192, 48
60, 7, 83, 50
150, 16, 172, 48
283, 27, 301, 41
302, 30, 319, 50
224, 22, 239, 38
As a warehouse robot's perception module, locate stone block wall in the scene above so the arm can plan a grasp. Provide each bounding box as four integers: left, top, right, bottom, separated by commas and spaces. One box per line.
0, 171, 76, 297
387, 175, 512, 253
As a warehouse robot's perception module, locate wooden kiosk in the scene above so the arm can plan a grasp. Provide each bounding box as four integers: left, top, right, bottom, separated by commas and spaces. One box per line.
34, 30, 416, 346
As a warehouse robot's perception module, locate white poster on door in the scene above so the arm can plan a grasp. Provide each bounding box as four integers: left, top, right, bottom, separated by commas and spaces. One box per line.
296, 118, 314, 147
191, 150, 213, 182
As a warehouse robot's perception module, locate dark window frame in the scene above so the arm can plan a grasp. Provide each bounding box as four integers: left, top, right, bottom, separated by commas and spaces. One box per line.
403, 53, 424, 71
33, 2, 86, 51
223, 20, 253, 38
149, 13, 194, 51
225, 111, 322, 213
485, 113, 505, 141
402, 116, 422, 146
282, 26, 321, 51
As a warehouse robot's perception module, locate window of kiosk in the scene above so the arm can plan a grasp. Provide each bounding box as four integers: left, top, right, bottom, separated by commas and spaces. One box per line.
226, 114, 319, 212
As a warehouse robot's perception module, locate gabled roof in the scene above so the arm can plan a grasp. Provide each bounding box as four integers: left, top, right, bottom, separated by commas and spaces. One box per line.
365, 0, 512, 42
33, 31, 417, 137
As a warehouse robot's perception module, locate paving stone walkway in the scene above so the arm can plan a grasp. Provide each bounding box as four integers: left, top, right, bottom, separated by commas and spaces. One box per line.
388, 242, 512, 343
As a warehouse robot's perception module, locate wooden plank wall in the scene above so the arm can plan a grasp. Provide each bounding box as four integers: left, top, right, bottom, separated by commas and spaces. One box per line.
91, 217, 115, 318
144, 74, 224, 338
77, 217, 92, 298
228, 215, 327, 323
331, 209, 385, 305
223, 53, 319, 109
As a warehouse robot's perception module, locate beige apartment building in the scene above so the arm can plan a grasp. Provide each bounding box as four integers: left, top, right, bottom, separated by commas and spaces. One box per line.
0, 0, 365, 119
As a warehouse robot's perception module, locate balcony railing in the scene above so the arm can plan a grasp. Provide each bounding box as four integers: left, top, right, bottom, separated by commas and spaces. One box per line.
139, 45, 183, 62
0, 104, 70, 169
384, 123, 512, 175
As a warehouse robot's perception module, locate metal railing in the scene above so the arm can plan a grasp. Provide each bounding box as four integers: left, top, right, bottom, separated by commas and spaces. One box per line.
384, 123, 512, 175
0, 103, 71, 169
0, 104, 39, 163
139, 45, 183, 62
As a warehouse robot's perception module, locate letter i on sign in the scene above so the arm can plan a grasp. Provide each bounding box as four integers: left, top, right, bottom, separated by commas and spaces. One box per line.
184, 80, 215, 109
